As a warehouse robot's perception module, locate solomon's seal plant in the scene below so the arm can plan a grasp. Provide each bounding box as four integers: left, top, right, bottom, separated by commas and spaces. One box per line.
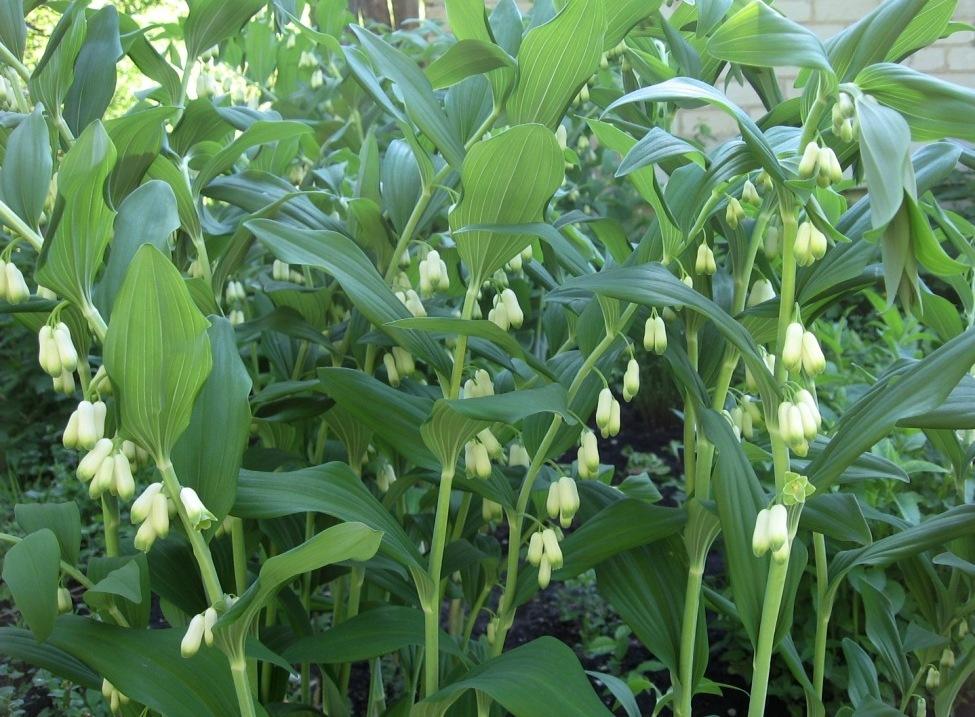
1, 0, 975, 715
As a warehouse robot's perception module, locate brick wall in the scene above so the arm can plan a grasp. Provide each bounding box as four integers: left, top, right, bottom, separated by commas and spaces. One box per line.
422, 0, 975, 139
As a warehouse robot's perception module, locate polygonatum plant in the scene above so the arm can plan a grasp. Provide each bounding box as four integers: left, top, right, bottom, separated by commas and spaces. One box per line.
1, 0, 975, 715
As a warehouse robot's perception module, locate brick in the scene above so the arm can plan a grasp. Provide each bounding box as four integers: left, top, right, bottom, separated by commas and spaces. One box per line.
946, 46, 975, 72
776, 0, 813, 22
907, 47, 948, 73
808, 23, 846, 40
812, 0, 880, 22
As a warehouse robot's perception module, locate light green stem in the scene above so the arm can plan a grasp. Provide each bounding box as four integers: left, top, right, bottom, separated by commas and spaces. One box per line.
812, 533, 829, 698
676, 563, 705, 717
0, 198, 44, 252
424, 464, 456, 696
101, 495, 120, 557
0, 42, 30, 82
231, 660, 258, 717
748, 555, 790, 717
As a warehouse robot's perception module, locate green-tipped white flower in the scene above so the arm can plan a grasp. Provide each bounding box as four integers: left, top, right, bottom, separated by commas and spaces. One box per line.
402, 289, 426, 318
482, 498, 503, 522
4, 262, 29, 304
180, 487, 217, 531
464, 369, 495, 399
764, 224, 780, 258
940, 647, 955, 669
391, 346, 415, 377
58, 586, 72, 613
555, 125, 567, 150
500, 289, 524, 329
272, 259, 290, 281
796, 389, 822, 429
113, 452, 135, 500
55, 369, 75, 396
54, 321, 78, 372
596, 388, 613, 433
538, 554, 552, 589
777, 401, 804, 449
134, 518, 157, 552
798, 141, 820, 178
229, 309, 245, 326
383, 352, 400, 387
63, 410, 80, 449
477, 428, 503, 459
767, 504, 789, 551
818, 147, 842, 185
809, 224, 828, 260
149, 493, 170, 538
509, 442, 531, 468
608, 398, 621, 438
91, 364, 112, 396
465, 440, 491, 480
801, 331, 826, 375
557, 477, 580, 527
839, 118, 855, 143
577, 430, 600, 479
752, 508, 771, 556
377, 463, 396, 493
93, 401, 106, 442
782, 322, 804, 372
796, 401, 819, 440
794, 221, 813, 266
623, 359, 640, 402
926, 666, 940, 689
181, 613, 206, 658
695, 242, 716, 275
74, 401, 97, 449
527, 532, 544, 566
77, 438, 114, 482
132, 483, 163, 524
541, 528, 563, 569
38, 325, 62, 377
203, 606, 218, 646
725, 197, 745, 228
747, 279, 775, 307
546, 482, 561, 519
643, 314, 667, 355
742, 179, 760, 206
89, 455, 116, 498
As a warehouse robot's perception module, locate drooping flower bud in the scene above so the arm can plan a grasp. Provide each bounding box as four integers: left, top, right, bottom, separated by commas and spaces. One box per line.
89, 454, 116, 498
794, 221, 813, 266
383, 352, 401, 387
509, 442, 531, 468
546, 482, 561, 519
52, 323, 78, 372
809, 225, 828, 260
63, 410, 80, 449
500, 289, 524, 329
926, 666, 941, 689
752, 508, 771, 557
607, 398, 621, 438
229, 309, 245, 326
741, 179, 760, 206
181, 613, 206, 658
538, 554, 552, 589
623, 359, 640, 402
133, 516, 157, 552
38, 325, 62, 377
477, 428, 503, 459
541, 528, 563, 569
403, 289, 426, 317
203, 606, 218, 646
58, 586, 72, 613
77, 438, 114, 482
782, 322, 804, 372
557, 477, 580, 527
113, 452, 135, 500
391, 346, 415, 377
4, 263, 29, 304
577, 430, 600, 479
767, 504, 789, 551
149, 493, 170, 538
131, 483, 163, 524
482, 498, 503, 522
595, 388, 613, 434
801, 331, 826, 375
725, 197, 744, 228
272, 259, 290, 281
377, 463, 396, 493
798, 141, 820, 178
695, 242, 716, 275
764, 224, 780, 258
796, 401, 819, 440
93, 401, 106, 442
180, 487, 217, 530
643, 314, 667, 355
940, 647, 955, 669
527, 532, 544, 566
747, 279, 775, 307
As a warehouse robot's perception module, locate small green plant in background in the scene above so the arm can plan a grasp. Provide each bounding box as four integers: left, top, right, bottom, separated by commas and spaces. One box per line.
1, 1, 975, 716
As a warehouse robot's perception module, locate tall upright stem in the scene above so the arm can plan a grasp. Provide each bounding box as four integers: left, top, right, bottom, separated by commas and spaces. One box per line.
748, 556, 790, 717
676, 562, 705, 717
812, 533, 830, 698
423, 464, 456, 696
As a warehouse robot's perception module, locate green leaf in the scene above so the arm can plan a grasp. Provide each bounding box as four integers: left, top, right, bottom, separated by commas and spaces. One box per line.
857, 62, 975, 143
799, 493, 871, 545
604, 0, 664, 48
448, 124, 564, 281
171, 318, 252, 521
555, 263, 779, 405
184, 0, 266, 61
103, 244, 213, 461
29, 9, 87, 118
506, 0, 606, 130
843, 638, 881, 707
48, 616, 242, 717
825, 0, 933, 81
617, 126, 706, 177
85, 560, 143, 605
96, 179, 179, 317
857, 580, 911, 694
248, 218, 451, 376
234, 463, 422, 567
708, 0, 832, 71
0, 104, 51, 230
426, 39, 515, 89
222, 522, 382, 628
415, 637, 614, 717
63, 5, 122, 135
855, 96, 913, 229
808, 327, 975, 490
605, 77, 783, 182
14, 503, 80, 565
1, 529, 60, 641
283, 606, 461, 663
193, 120, 312, 192
0, 627, 100, 689
387, 316, 555, 379
105, 105, 178, 205
318, 368, 436, 469
0, 0, 26, 60
350, 26, 466, 168
36, 121, 117, 309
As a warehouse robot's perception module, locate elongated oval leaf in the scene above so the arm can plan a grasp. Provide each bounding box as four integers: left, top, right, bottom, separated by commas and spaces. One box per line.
103, 244, 213, 461
1, 529, 60, 641
708, 0, 831, 71
0, 104, 51, 230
